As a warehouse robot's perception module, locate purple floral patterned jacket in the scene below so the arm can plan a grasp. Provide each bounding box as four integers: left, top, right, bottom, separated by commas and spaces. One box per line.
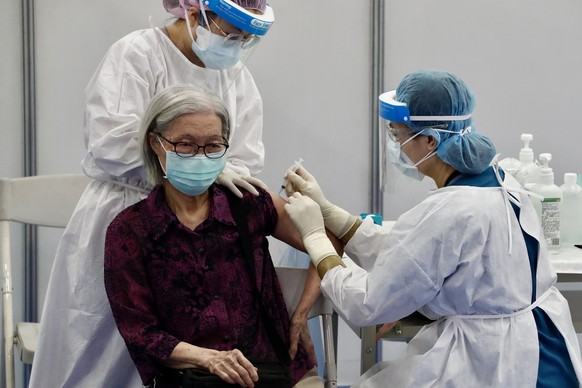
104, 184, 312, 385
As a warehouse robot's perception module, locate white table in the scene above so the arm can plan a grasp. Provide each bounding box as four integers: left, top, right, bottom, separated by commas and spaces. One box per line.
549, 245, 582, 276
550, 246, 582, 332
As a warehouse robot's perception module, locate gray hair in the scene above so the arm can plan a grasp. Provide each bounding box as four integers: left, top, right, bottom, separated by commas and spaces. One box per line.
140, 84, 230, 185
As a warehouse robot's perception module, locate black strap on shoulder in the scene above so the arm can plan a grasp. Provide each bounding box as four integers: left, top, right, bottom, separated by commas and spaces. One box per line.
226, 192, 291, 365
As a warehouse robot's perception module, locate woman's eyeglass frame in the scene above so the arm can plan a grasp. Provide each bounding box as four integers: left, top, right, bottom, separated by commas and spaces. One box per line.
206, 13, 260, 49
155, 132, 229, 159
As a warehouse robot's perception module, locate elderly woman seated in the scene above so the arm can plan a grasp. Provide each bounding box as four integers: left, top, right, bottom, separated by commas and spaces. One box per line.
104, 85, 327, 388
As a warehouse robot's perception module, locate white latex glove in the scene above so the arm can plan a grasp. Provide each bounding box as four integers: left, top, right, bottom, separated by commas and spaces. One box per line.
284, 165, 327, 206
215, 168, 267, 198
285, 166, 357, 239
284, 193, 338, 267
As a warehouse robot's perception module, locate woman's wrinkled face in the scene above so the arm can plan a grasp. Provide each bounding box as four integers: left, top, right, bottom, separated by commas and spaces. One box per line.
150, 112, 224, 164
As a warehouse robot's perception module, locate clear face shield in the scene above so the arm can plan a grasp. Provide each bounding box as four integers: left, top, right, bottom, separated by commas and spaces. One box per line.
185, 0, 274, 73
378, 91, 422, 190
378, 90, 472, 190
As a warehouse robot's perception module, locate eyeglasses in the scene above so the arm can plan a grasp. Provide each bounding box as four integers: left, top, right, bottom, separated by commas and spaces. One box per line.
207, 14, 260, 48
155, 133, 229, 159
385, 123, 414, 143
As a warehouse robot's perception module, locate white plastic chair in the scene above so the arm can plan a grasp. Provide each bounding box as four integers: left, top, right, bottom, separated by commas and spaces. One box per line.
275, 266, 337, 388
0, 174, 89, 388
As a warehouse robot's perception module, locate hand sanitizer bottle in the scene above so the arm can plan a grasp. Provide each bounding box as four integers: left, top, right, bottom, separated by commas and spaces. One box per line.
514, 133, 539, 189
560, 173, 582, 246
530, 153, 562, 250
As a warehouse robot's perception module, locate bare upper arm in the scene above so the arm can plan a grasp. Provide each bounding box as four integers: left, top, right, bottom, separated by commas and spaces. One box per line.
270, 192, 305, 251
269, 192, 345, 257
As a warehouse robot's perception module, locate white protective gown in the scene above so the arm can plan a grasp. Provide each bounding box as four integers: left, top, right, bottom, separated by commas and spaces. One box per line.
323, 173, 582, 387
29, 27, 264, 388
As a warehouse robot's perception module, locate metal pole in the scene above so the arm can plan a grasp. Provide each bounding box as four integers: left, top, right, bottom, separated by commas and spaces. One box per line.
361, 0, 385, 375
371, 0, 385, 215
22, 0, 37, 383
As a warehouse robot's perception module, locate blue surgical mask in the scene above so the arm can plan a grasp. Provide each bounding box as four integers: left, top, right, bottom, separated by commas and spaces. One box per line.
191, 25, 243, 70
161, 151, 227, 196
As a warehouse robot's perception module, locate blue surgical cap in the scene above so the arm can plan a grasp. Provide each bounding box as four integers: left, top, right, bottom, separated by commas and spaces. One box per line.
395, 70, 496, 174
164, 0, 267, 19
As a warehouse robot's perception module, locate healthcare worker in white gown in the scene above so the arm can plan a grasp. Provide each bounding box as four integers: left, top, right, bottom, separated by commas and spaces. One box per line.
284, 70, 582, 387
30, 1, 320, 387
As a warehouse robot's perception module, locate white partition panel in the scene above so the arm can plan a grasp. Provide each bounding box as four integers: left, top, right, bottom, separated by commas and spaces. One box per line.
1, 2, 25, 386
246, 0, 372, 216
34, 0, 169, 175
0, 1, 23, 179
383, 0, 582, 219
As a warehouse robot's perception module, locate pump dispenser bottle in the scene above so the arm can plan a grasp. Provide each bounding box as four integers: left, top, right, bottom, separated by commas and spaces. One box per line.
514, 133, 539, 189
530, 153, 562, 250
560, 173, 582, 246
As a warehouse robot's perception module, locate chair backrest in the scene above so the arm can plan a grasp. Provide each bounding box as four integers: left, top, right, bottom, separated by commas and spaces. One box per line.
0, 174, 90, 388
275, 266, 337, 388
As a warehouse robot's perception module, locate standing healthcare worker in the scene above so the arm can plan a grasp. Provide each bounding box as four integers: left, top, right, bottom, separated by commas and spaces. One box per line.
284, 70, 582, 387
30, 1, 319, 387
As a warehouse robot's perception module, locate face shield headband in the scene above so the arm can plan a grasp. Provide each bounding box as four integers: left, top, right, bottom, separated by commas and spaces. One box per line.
198, 0, 274, 36
379, 90, 472, 124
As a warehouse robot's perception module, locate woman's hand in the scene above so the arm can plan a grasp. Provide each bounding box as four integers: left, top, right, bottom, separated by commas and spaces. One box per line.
204, 349, 259, 388
165, 344, 259, 387
288, 310, 317, 365
375, 322, 399, 341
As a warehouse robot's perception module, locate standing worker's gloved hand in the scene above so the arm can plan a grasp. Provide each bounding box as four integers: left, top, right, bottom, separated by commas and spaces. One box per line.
216, 168, 268, 198
284, 193, 340, 268
285, 166, 359, 240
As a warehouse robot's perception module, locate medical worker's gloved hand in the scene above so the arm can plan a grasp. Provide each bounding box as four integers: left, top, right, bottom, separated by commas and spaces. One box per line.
285, 166, 358, 240
284, 166, 326, 204
216, 168, 267, 198
284, 193, 339, 268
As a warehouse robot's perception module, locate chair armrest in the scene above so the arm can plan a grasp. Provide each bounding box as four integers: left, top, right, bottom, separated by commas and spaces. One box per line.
15, 322, 39, 364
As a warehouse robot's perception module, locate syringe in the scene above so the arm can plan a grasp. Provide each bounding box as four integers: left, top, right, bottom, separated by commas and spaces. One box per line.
278, 157, 304, 196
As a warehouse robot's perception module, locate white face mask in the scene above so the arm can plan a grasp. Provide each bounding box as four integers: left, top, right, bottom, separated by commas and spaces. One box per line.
386, 130, 437, 181
191, 25, 243, 70
184, 9, 244, 70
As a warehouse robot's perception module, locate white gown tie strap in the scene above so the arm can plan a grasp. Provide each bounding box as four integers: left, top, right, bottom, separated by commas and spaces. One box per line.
491, 155, 543, 254
445, 287, 552, 321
